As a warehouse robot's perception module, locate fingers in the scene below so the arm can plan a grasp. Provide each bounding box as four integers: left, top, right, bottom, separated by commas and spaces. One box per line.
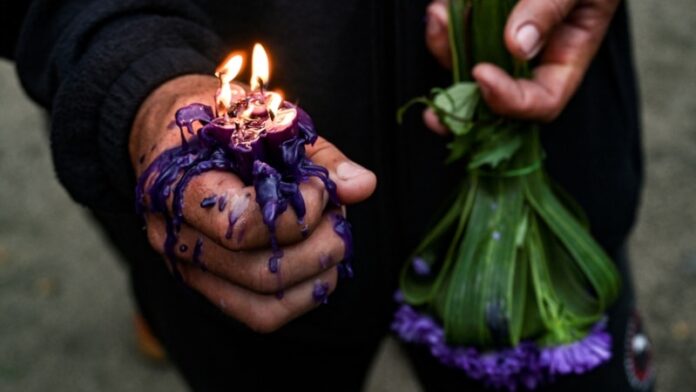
147, 212, 346, 294
143, 136, 374, 251
305, 137, 377, 205
426, 0, 452, 68
505, 0, 579, 60
179, 263, 338, 333
476, 0, 620, 121
162, 168, 329, 250
473, 62, 576, 122
423, 107, 450, 136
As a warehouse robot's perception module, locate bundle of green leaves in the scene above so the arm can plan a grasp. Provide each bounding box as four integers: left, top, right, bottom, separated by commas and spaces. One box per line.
393, 0, 621, 388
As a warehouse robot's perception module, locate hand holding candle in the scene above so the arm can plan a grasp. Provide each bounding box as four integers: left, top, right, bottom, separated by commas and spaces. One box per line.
129, 44, 376, 332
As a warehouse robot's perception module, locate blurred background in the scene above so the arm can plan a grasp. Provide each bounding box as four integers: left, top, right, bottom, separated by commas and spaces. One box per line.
1, 2, 694, 391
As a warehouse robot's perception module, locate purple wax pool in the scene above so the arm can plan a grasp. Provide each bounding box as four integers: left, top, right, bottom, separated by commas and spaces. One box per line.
136, 92, 352, 293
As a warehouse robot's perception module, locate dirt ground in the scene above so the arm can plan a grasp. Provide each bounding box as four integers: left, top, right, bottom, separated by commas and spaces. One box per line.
1, 2, 694, 391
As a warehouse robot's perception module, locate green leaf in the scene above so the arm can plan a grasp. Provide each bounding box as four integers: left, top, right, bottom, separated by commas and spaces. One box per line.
471, 0, 516, 74
441, 175, 525, 346
521, 131, 620, 315
468, 129, 522, 169
396, 97, 432, 125
400, 180, 476, 305
445, 134, 474, 164
448, 0, 472, 83
433, 82, 480, 136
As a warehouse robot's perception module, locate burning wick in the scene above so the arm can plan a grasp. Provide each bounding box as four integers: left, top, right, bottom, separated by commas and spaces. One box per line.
215, 53, 244, 117
212, 43, 296, 146
214, 43, 281, 120
250, 43, 270, 91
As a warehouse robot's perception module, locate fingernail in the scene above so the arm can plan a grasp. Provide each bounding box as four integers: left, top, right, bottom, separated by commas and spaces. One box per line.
336, 161, 369, 181
426, 3, 447, 36
516, 24, 541, 59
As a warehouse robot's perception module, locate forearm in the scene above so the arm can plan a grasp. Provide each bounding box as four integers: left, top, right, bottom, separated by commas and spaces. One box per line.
14, 0, 226, 211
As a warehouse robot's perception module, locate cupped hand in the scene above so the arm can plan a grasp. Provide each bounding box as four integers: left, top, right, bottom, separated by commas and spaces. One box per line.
130, 75, 377, 332
424, 0, 621, 130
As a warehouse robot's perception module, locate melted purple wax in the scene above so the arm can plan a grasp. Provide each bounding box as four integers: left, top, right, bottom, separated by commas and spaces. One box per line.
217, 194, 228, 212
411, 257, 431, 276
225, 194, 250, 240
200, 195, 217, 209
312, 281, 330, 304
136, 98, 350, 290
332, 213, 354, 279
192, 237, 206, 271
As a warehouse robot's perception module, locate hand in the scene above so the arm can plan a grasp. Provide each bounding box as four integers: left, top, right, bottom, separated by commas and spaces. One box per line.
130, 75, 377, 333
424, 0, 621, 131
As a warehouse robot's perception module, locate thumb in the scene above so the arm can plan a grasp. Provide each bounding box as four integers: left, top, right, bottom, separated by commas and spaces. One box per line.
505, 0, 579, 60
305, 137, 377, 205
426, 0, 452, 68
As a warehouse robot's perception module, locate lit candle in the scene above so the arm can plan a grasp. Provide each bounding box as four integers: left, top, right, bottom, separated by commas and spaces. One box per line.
204, 44, 303, 181
137, 43, 349, 290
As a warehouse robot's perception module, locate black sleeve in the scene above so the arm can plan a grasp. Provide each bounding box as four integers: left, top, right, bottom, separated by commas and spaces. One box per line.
12, 0, 226, 211
0, 2, 32, 58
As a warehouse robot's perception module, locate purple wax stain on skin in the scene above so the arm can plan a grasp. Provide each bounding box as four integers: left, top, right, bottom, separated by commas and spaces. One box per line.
217, 193, 228, 212
275, 290, 285, 300
299, 219, 309, 238
236, 227, 246, 245
136, 101, 352, 290
192, 238, 206, 271
319, 254, 332, 270
200, 195, 217, 209
268, 252, 283, 274
411, 257, 431, 276
331, 213, 354, 279
179, 244, 189, 253
225, 194, 250, 240
312, 280, 330, 304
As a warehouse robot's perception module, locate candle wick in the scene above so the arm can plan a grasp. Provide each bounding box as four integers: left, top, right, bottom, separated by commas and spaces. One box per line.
257, 77, 265, 93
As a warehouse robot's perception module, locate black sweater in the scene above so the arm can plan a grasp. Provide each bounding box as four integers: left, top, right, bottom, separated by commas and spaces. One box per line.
1, 0, 642, 269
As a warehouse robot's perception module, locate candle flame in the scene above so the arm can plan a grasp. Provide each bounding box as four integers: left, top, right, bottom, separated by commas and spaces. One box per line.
216, 53, 244, 83
266, 92, 283, 119
250, 43, 270, 91
215, 53, 244, 113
